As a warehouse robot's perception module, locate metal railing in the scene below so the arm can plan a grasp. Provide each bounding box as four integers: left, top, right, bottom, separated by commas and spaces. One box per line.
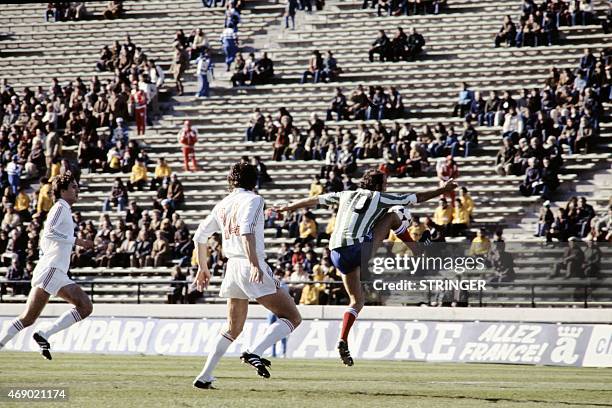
1, 279, 611, 307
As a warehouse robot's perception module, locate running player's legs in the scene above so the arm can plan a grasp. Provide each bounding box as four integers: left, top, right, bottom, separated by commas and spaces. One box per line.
57, 283, 93, 318
0, 288, 49, 349
34, 283, 93, 355
246, 288, 301, 360
256, 288, 301, 328
225, 297, 249, 339
19, 287, 51, 326
194, 298, 248, 387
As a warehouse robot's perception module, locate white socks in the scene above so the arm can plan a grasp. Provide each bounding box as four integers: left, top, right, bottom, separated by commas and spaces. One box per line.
0, 319, 24, 349
39, 308, 82, 339
196, 331, 234, 383
251, 318, 295, 356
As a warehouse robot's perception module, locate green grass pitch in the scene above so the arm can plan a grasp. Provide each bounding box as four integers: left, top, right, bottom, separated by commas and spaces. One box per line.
1, 352, 611, 408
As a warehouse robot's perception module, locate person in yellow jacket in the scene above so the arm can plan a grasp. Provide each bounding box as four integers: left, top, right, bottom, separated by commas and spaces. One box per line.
451, 198, 470, 236
14, 186, 31, 221
433, 198, 453, 233
460, 186, 474, 220
469, 228, 491, 257
36, 178, 53, 215
297, 212, 317, 243
309, 176, 324, 198
128, 158, 148, 191
151, 157, 172, 190
299, 267, 326, 305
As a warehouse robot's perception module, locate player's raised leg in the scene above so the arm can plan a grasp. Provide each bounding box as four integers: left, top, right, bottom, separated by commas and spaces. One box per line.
34, 283, 93, 360
193, 298, 248, 389
0, 287, 49, 352
247, 286, 301, 368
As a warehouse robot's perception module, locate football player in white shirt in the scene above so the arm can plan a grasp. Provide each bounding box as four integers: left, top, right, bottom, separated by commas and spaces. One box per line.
0, 172, 94, 360
191, 162, 301, 389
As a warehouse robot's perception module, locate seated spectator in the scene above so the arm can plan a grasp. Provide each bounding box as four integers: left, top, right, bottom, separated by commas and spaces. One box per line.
547, 208, 570, 243
451, 120, 478, 157
103, 1, 124, 19
128, 158, 148, 191
103, 178, 129, 212
148, 230, 170, 267
549, 237, 585, 278
495, 15, 517, 48
488, 241, 515, 283
367, 86, 389, 121
406, 27, 425, 59
519, 157, 543, 197
296, 212, 317, 244
167, 173, 185, 209
452, 82, 473, 118
326, 87, 348, 121
132, 229, 152, 268
450, 198, 469, 236
14, 186, 31, 222
368, 30, 391, 62
433, 198, 453, 234
320, 51, 341, 82
348, 85, 370, 120
230, 53, 247, 87
540, 157, 559, 200
466, 91, 486, 126
288, 263, 309, 303
252, 156, 272, 188
390, 27, 408, 61
301, 50, 324, 84
468, 229, 491, 257
536, 200, 554, 237
583, 239, 602, 278
246, 108, 265, 142
459, 187, 474, 220
576, 197, 595, 238
502, 107, 524, 142
151, 158, 172, 191
253, 52, 274, 85
437, 155, 458, 201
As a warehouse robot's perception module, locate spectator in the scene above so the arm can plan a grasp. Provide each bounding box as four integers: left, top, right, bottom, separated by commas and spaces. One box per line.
320, 51, 341, 82
167, 174, 185, 209
253, 52, 274, 85
406, 27, 425, 59
488, 241, 515, 283
437, 155, 458, 201
128, 158, 148, 191
167, 266, 186, 304
369, 30, 391, 62
103, 178, 129, 212
177, 120, 199, 171
6, 155, 21, 195
103, 1, 123, 19
583, 238, 602, 278
547, 208, 570, 243
451, 120, 478, 157
495, 15, 517, 48
452, 82, 473, 118
171, 44, 189, 95
468, 229, 491, 257
326, 87, 348, 121
536, 200, 554, 237
149, 230, 170, 267
550, 237, 585, 278
296, 212, 317, 244
151, 158, 172, 191
301, 50, 324, 84
195, 50, 214, 98
252, 156, 272, 188
221, 25, 239, 71
459, 187, 474, 220
433, 198, 452, 233
450, 198, 469, 236
576, 197, 595, 238
132, 229, 152, 268
285, 0, 298, 30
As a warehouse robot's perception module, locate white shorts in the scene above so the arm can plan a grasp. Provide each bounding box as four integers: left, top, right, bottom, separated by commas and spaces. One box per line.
220, 258, 278, 300
31, 266, 75, 296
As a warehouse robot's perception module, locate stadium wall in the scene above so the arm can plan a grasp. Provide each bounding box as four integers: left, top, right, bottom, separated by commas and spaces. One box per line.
1, 305, 611, 367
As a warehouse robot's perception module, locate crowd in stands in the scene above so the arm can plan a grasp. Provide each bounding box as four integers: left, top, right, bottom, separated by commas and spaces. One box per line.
368, 28, 425, 62
230, 52, 275, 86
301, 50, 341, 84
362, 0, 447, 16
495, 0, 598, 48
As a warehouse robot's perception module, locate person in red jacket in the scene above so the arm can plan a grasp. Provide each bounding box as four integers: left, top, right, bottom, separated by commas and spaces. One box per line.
132, 88, 147, 136
437, 155, 459, 203
178, 120, 198, 171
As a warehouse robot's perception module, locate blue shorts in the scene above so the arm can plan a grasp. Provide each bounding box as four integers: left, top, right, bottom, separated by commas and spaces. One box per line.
330, 234, 372, 274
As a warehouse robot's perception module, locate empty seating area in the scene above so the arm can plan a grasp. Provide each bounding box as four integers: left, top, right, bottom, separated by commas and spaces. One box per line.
0, 0, 610, 306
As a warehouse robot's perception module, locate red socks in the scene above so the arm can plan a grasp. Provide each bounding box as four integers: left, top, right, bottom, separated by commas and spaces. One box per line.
340, 307, 359, 343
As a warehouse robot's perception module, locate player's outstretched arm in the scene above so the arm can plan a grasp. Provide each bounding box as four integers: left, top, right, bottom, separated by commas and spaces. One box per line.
274, 197, 320, 212
414, 179, 458, 203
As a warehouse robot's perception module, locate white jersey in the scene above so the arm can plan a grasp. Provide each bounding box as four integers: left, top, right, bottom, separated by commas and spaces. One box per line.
193, 188, 265, 261
36, 199, 76, 273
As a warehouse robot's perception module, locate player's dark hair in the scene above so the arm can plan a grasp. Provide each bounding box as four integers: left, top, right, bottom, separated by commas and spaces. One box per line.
51, 171, 75, 200
227, 162, 257, 191
360, 169, 385, 192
